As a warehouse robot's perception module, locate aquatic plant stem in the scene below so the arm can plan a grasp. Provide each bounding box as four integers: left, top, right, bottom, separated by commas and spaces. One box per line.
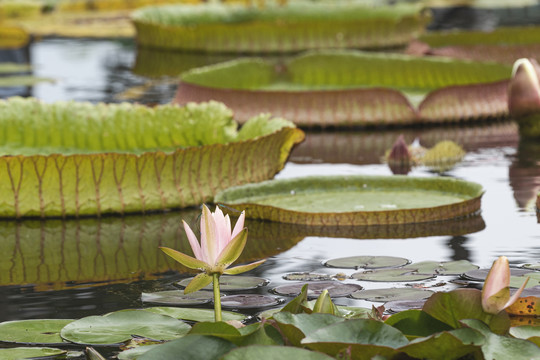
213, 273, 222, 322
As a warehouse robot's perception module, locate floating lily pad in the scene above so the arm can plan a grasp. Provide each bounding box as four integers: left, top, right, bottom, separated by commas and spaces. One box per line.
223, 345, 334, 360
271, 281, 362, 298
350, 288, 433, 302
176, 51, 511, 126
0, 347, 66, 359
60, 309, 191, 345
215, 175, 483, 226
177, 276, 269, 291
384, 299, 428, 313
220, 295, 284, 310
133, 3, 428, 53
522, 263, 540, 271
141, 290, 215, 306
324, 256, 409, 269
403, 260, 479, 275
0, 319, 73, 345
282, 272, 336, 282
462, 268, 534, 281
144, 307, 248, 323
0, 97, 303, 218
351, 269, 436, 282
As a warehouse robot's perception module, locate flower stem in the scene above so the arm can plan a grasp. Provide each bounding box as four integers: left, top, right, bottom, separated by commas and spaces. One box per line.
213, 273, 222, 322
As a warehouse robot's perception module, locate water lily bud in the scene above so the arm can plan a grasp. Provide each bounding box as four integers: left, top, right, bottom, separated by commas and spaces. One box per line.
387, 135, 411, 175
508, 58, 540, 138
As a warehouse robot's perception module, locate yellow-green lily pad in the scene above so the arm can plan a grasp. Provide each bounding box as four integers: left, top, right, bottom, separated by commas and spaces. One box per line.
215, 175, 484, 226
0, 347, 66, 359
350, 288, 433, 302
403, 260, 479, 275
144, 307, 248, 323
141, 290, 215, 306
177, 275, 268, 291
324, 256, 409, 270
0, 319, 73, 345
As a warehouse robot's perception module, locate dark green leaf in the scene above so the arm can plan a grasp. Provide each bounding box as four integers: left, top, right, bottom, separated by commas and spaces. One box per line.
138, 334, 236, 360
385, 309, 452, 337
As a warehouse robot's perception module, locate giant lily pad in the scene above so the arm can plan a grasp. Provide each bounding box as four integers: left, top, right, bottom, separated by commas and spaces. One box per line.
175, 51, 511, 126
215, 175, 484, 226
60, 309, 191, 345
0, 97, 303, 218
0, 319, 73, 345
132, 3, 428, 53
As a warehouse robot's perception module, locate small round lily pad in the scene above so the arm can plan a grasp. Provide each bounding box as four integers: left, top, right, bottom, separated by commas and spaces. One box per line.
350, 288, 433, 302
220, 295, 284, 310
282, 272, 335, 281
351, 269, 436, 282
522, 263, 540, 271
384, 299, 427, 313
141, 290, 215, 306
0, 319, 73, 345
177, 276, 269, 291
271, 281, 362, 298
403, 260, 479, 275
462, 268, 534, 281
324, 256, 410, 269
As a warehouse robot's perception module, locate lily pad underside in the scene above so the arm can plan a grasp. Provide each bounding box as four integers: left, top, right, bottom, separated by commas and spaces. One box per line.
0, 97, 303, 218
175, 51, 511, 127
214, 175, 484, 226
132, 2, 429, 53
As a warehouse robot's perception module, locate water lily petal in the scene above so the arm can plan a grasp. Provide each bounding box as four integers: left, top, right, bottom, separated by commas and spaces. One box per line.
504, 276, 530, 309
212, 206, 230, 255
231, 211, 245, 240
182, 220, 203, 261
215, 228, 248, 272
223, 259, 266, 275
200, 204, 218, 265
184, 273, 213, 294
482, 256, 510, 301
159, 246, 209, 271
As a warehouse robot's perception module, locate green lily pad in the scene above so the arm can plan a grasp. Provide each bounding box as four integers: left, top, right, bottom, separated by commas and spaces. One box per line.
222, 345, 334, 360
0, 319, 73, 344
0, 97, 303, 218
118, 345, 162, 360
403, 260, 479, 275
176, 50, 511, 126
133, 3, 428, 53
351, 269, 436, 282
461, 268, 534, 281
144, 307, 248, 323
215, 175, 484, 226
0, 347, 66, 359
509, 325, 540, 347
282, 272, 337, 281
177, 276, 269, 291
60, 309, 191, 345
522, 263, 540, 271
271, 281, 362, 299
141, 290, 214, 306
350, 288, 433, 302
135, 335, 236, 360
324, 256, 409, 269
220, 295, 284, 310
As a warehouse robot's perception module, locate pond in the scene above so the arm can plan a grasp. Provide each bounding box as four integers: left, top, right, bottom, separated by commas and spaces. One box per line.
0, 37, 538, 327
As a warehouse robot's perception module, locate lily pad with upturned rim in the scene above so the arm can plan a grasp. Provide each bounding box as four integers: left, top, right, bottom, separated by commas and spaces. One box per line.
219, 295, 284, 310
141, 290, 215, 306
271, 281, 362, 299
351, 269, 436, 282
215, 175, 484, 226
176, 275, 269, 292
324, 256, 410, 270
350, 288, 434, 302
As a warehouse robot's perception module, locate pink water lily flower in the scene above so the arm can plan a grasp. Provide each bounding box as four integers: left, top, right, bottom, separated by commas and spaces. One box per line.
481, 256, 529, 314
160, 205, 265, 293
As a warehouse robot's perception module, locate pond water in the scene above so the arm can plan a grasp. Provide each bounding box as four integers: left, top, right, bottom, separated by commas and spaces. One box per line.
0, 38, 538, 324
